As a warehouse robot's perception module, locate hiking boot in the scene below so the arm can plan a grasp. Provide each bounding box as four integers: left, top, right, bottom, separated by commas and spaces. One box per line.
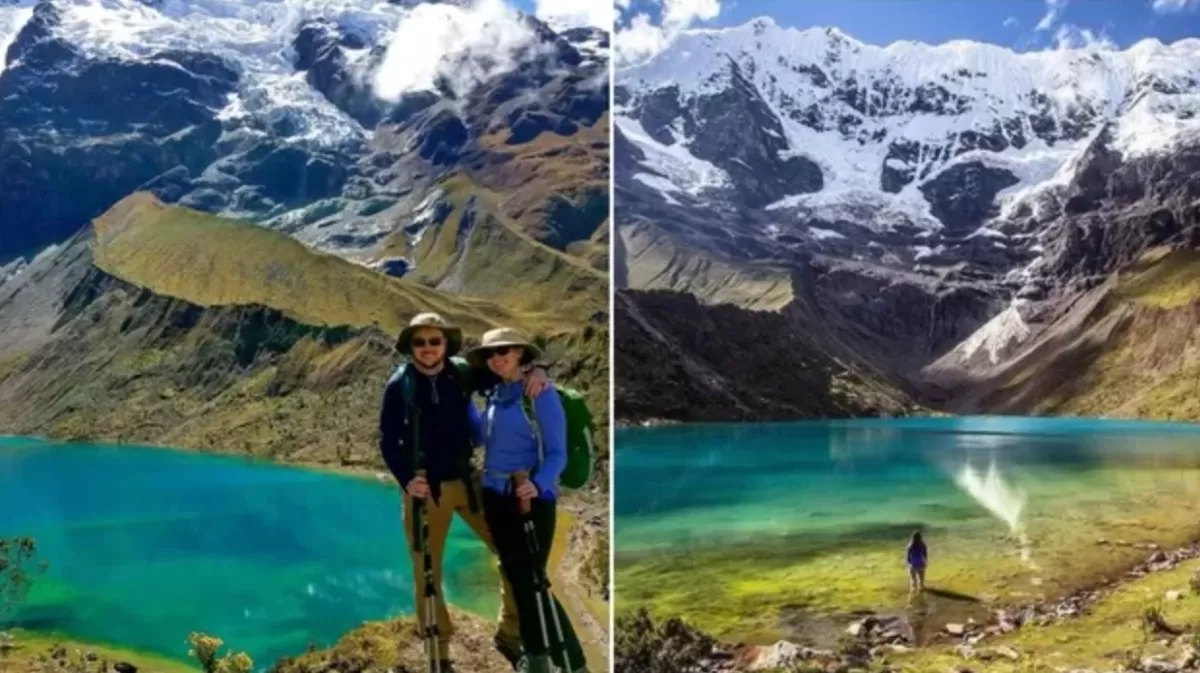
436, 660, 455, 673
517, 655, 554, 673
493, 634, 523, 670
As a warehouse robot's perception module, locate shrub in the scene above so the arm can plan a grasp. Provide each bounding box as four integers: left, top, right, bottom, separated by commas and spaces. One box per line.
614, 608, 718, 673
1, 536, 46, 621
582, 527, 609, 601
187, 633, 254, 673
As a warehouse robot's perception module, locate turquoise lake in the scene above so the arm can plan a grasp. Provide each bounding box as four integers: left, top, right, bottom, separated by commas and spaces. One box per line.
615, 416, 1200, 642
0, 437, 498, 667
615, 416, 1200, 550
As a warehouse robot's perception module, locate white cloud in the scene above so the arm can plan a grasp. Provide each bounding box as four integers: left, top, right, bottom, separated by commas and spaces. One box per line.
1052, 24, 1116, 50
1036, 0, 1068, 31
1003, 16, 1019, 28
1151, 0, 1200, 12
614, 0, 721, 66
373, 0, 539, 101
535, 0, 613, 30
661, 0, 721, 27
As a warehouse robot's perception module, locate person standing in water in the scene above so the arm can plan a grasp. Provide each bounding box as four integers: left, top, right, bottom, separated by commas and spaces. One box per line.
907, 531, 928, 595
469, 327, 589, 673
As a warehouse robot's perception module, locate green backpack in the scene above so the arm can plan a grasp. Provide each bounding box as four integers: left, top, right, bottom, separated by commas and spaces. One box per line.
520, 386, 595, 491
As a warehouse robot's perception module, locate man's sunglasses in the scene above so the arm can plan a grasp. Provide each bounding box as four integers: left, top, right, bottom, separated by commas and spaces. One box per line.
411, 337, 444, 348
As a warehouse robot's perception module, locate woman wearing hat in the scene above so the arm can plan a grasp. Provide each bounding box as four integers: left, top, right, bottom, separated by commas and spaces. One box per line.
468, 327, 589, 673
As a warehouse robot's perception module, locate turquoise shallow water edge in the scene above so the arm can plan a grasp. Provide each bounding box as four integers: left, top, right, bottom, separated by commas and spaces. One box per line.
0, 436, 497, 667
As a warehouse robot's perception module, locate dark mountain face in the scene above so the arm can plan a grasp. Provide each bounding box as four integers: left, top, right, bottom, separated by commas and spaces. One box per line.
0, 0, 609, 262
0, 2, 236, 257
615, 288, 921, 423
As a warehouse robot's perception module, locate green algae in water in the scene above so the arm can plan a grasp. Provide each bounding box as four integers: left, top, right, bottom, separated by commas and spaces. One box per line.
0, 438, 499, 667
615, 416, 1200, 642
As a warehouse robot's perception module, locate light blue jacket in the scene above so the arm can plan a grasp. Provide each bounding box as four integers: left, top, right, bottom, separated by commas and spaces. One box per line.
477, 380, 567, 500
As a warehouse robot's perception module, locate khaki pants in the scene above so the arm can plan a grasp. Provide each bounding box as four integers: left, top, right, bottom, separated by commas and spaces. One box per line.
402, 475, 521, 660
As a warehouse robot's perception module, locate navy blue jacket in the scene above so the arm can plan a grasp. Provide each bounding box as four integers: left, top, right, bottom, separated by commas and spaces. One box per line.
378, 362, 498, 502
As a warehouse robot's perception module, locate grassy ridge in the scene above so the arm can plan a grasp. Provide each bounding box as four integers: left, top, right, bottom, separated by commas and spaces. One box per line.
966, 249, 1200, 421
619, 222, 795, 311
3, 193, 610, 479
92, 192, 512, 335
380, 174, 606, 326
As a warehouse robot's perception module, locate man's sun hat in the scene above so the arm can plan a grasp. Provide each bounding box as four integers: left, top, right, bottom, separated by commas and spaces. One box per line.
395, 312, 463, 356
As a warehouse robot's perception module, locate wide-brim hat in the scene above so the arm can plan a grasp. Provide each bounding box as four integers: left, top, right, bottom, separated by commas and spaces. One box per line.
466, 327, 541, 368
395, 312, 463, 357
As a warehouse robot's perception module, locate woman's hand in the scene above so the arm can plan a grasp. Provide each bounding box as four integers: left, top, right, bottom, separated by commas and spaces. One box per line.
516, 480, 539, 502
524, 367, 549, 397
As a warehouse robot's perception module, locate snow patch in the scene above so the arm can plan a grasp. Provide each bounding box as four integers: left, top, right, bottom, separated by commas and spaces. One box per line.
0, 3, 34, 76
769, 185, 942, 233
808, 226, 844, 240
617, 116, 731, 198
949, 300, 1033, 367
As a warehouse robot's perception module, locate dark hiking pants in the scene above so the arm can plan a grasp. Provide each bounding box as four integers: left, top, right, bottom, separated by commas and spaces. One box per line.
483, 489, 587, 672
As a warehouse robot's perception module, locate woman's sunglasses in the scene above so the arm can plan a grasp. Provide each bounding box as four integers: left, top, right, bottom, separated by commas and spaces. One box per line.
411, 337, 444, 348
485, 346, 515, 358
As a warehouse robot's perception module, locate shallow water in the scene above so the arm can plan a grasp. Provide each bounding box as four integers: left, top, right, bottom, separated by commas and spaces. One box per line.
615, 417, 1200, 641
0, 437, 499, 667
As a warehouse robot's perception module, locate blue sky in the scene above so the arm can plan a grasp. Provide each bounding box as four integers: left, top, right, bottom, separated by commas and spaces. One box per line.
616, 0, 1200, 52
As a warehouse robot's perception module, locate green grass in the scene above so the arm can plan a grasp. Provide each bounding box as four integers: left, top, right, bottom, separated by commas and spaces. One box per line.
894, 560, 1200, 672
620, 221, 796, 312
5, 630, 199, 673
91, 192, 517, 336
1118, 248, 1200, 310
616, 468, 1200, 646
387, 173, 607, 326
983, 249, 1200, 422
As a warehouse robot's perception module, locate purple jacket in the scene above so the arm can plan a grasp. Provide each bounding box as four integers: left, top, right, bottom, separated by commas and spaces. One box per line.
907, 541, 928, 567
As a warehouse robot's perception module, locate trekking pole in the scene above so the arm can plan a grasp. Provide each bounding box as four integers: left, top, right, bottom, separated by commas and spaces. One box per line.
514, 472, 575, 673
416, 470, 441, 673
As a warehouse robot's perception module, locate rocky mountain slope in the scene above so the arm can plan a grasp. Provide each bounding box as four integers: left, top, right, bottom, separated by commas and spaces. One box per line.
614, 20, 1200, 421
615, 288, 920, 424
0, 0, 609, 278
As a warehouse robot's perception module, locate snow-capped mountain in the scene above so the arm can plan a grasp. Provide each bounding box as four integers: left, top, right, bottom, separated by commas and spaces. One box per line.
615, 18, 1200, 397
0, 0, 609, 272
618, 18, 1200, 225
